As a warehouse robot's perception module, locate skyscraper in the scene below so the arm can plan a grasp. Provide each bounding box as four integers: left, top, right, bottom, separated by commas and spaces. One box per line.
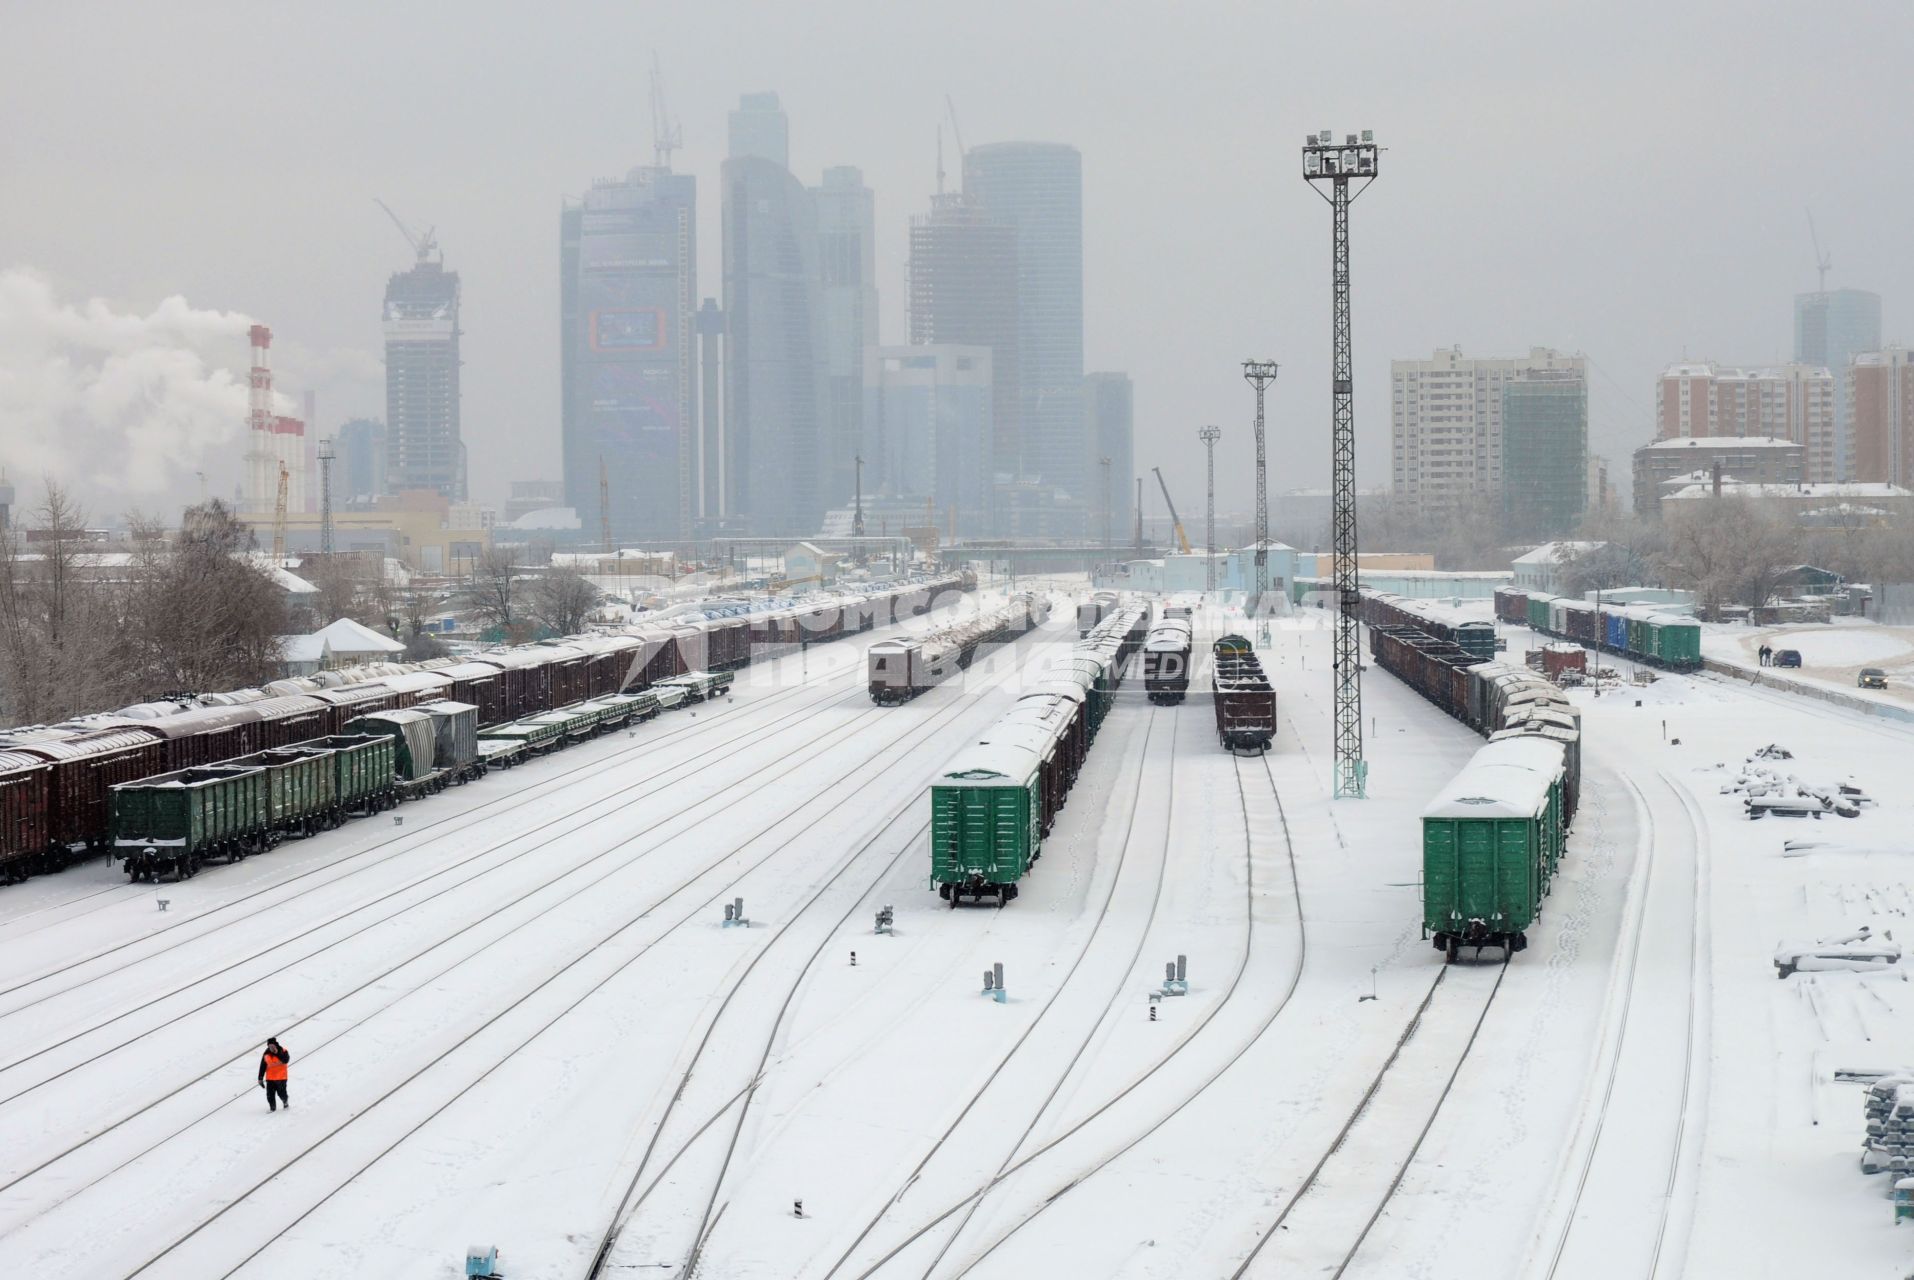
334, 418, 387, 503
1084, 372, 1134, 545
723, 94, 826, 535
909, 192, 1019, 483
1796, 288, 1882, 478
963, 142, 1084, 499
728, 92, 790, 167
812, 166, 878, 514
865, 345, 993, 532
383, 260, 463, 499
560, 166, 697, 544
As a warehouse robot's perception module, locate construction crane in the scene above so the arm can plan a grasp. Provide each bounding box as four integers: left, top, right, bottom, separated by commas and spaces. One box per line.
650, 52, 682, 170
1153, 467, 1193, 555
374, 199, 438, 265
271, 463, 288, 562
1807, 208, 1832, 294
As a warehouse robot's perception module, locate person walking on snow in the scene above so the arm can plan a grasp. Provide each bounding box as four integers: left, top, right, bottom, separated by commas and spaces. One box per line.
259, 1037, 291, 1112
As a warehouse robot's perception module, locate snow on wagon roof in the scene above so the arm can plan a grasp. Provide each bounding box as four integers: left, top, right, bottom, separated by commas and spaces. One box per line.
1422, 737, 1565, 820
938, 692, 1076, 785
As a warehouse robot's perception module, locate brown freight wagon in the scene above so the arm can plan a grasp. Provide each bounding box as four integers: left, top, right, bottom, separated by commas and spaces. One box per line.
15, 728, 167, 854
0, 752, 52, 882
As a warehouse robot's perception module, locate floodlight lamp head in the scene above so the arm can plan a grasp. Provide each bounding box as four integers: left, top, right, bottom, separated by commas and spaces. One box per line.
1345, 133, 1358, 145
1361, 129, 1374, 142
1318, 129, 1331, 143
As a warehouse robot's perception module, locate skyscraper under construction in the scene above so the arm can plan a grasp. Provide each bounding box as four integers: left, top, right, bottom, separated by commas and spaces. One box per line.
383, 257, 464, 499
908, 192, 1019, 482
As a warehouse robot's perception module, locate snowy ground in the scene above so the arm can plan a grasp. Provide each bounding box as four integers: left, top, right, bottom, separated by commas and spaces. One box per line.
2, 591, 1912, 1278
1704, 614, 1914, 709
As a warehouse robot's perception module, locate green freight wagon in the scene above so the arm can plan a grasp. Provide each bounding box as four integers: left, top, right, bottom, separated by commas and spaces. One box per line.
1421, 737, 1566, 962
1525, 593, 1556, 631
1648, 614, 1702, 669
112, 764, 271, 881
930, 733, 1043, 907
226, 746, 339, 837
309, 733, 398, 814
478, 717, 566, 756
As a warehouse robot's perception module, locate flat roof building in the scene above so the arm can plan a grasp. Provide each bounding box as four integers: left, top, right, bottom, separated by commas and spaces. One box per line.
1631, 435, 1805, 517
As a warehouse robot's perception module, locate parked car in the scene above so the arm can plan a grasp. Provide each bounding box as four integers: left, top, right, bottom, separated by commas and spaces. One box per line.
1859, 667, 1888, 689
1773, 648, 1803, 668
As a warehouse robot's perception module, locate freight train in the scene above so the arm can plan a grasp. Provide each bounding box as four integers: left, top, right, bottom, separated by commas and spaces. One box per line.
1361, 599, 1583, 961
929, 601, 1152, 905
867, 593, 1050, 704
1356, 589, 1497, 662
1141, 617, 1194, 705
1493, 587, 1702, 671
0, 574, 973, 884
1211, 634, 1277, 753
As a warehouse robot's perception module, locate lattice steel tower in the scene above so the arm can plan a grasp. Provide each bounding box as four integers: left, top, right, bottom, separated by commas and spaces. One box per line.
1241, 362, 1278, 645
1303, 128, 1379, 799
1198, 426, 1221, 594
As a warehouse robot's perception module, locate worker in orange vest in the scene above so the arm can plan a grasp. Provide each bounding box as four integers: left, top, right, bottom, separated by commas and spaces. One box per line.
258, 1037, 291, 1112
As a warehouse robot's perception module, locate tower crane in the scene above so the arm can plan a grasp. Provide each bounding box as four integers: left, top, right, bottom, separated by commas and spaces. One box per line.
650, 52, 682, 170
1807, 208, 1832, 294
1153, 466, 1193, 555
374, 199, 439, 265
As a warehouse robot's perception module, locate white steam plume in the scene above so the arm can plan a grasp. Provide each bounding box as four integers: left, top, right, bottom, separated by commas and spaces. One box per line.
0, 268, 267, 502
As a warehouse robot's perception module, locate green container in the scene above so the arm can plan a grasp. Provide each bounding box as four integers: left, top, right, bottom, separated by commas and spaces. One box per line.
931, 770, 1038, 893
1420, 738, 1565, 956
1525, 593, 1555, 631
112, 764, 269, 856
312, 734, 397, 806
1654, 616, 1701, 668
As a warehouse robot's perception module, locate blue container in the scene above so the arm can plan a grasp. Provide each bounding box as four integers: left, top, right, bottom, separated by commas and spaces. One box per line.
1603, 610, 1627, 651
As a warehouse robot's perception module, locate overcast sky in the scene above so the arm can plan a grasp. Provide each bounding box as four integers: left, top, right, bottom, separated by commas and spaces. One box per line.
3, 0, 1910, 522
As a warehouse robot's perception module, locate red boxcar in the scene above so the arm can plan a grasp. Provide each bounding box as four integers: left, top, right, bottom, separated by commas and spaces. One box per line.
0, 752, 52, 881
16, 728, 167, 852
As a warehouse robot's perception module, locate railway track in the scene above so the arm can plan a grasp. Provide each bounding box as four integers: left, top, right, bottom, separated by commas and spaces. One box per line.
933, 744, 1305, 1278
1227, 959, 1507, 1280
1529, 768, 1708, 1280
0, 623, 1062, 1267
16, 647, 1032, 1280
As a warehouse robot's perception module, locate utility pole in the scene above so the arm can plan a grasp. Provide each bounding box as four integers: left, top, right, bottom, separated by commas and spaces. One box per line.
317, 438, 335, 557
598, 456, 613, 554
1242, 362, 1278, 645
852, 454, 866, 538
1199, 426, 1221, 595
1099, 456, 1112, 554
1133, 477, 1143, 554
1303, 128, 1380, 799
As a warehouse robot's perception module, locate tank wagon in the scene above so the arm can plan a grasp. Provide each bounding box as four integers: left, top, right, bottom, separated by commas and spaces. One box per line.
0, 574, 976, 884
869, 593, 1049, 704
1141, 617, 1194, 705
1493, 586, 1701, 671
1422, 736, 1567, 960
1211, 635, 1277, 753
931, 603, 1147, 904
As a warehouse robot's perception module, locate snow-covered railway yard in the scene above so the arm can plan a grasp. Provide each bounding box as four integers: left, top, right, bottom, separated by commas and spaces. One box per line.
2, 601, 1912, 1278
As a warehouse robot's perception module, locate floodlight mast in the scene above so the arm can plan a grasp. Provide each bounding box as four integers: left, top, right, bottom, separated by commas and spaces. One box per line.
1198, 426, 1221, 595
1241, 362, 1278, 644
1302, 128, 1379, 800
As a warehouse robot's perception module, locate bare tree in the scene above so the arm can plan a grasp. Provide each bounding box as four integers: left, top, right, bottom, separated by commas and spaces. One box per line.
461, 545, 526, 640
530, 568, 600, 638
1657, 497, 1795, 618
125, 499, 287, 696
0, 481, 133, 724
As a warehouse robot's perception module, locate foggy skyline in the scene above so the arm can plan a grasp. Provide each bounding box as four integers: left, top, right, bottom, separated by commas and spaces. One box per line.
3, 1, 1910, 524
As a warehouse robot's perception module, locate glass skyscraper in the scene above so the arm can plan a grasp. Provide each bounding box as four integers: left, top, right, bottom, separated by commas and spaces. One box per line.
963, 142, 1084, 501
1795, 288, 1882, 479
383, 260, 463, 499
560, 166, 697, 544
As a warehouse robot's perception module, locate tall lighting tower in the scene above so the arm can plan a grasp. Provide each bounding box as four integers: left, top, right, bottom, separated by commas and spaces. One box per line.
1241, 362, 1278, 645
1303, 128, 1379, 799
1099, 455, 1113, 553
1198, 426, 1221, 594
317, 438, 335, 557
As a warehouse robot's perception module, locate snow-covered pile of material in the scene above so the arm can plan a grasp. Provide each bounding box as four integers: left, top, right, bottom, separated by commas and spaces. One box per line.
1714, 746, 1873, 818
1861, 1074, 1914, 1176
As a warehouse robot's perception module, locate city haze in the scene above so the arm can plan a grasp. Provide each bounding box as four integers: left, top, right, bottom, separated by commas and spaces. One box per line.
2, 0, 1910, 519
